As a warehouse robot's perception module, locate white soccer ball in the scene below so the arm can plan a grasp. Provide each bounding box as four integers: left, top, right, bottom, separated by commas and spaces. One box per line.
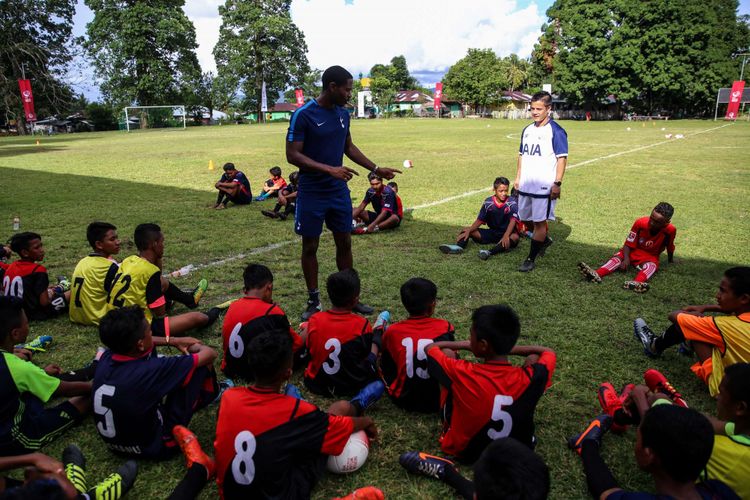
665, 134, 672, 139
661, 127, 666, 131
626, 127, 631, 131
327, 430, 369, 474
402, 159, 413, 169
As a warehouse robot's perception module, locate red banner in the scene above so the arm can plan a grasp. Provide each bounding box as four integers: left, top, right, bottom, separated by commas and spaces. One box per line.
434, 82, 443, 112
295, 89, 304, 108
725, 80, 745, 120
17, 79, 36, 122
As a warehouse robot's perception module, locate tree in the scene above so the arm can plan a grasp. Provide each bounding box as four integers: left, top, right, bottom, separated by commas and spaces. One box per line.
369, 75, 397, 115
0, 0, 77, 133
84, 0, 202, 109
283, 68, 321, 103
502, 54, 531, 92
214, 0, 309, 120
369, 56, 419, 91
443, 49, 507, 113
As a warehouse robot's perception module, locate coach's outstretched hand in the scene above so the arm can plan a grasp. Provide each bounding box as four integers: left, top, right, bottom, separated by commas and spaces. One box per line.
376, 167, 401, 179
329, 166, 359, 181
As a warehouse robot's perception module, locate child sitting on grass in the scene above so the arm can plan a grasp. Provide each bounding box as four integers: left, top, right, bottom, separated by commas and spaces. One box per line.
3, 232, 70, 320
439, 177, 520, 259
633, 266, 750, 396
214, 162, 252, 209
303, 269, 385, 401
578, 202, 676, 293
254, 166, 287, 201
261, 170, 299, 220
425, 304, 556, 462
351, 172, 403, 235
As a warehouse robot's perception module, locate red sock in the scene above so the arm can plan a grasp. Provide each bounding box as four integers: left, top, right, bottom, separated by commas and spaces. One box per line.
597, 256, 621, 278
634, 262, 658, 282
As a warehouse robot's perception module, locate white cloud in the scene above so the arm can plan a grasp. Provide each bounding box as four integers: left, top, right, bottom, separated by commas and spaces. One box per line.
184, 0, 224, 74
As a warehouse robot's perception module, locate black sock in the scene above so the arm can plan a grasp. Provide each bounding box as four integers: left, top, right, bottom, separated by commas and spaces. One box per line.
456, 239, 468, 249
527, 239, 544, 261
167, 463, 208, 500
216, 193, 226, 205
308, 289, 320, 305
205, 308, 221, 327
580, 440, 619, 499
166, 282, 196, 308
489, 244, 505, 255
284, 203, 295, 216
652, 323, 685, 353
273, 203, 282, 212
442, 464, 475, 500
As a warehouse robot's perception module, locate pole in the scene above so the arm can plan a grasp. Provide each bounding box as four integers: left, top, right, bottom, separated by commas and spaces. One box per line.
738, 53, 749, 116
125, 108, 130, 132
714, 89, 720, 121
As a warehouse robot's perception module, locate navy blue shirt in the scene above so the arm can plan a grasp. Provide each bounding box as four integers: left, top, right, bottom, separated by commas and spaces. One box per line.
219, 171, 251, 195
477, 196, 519, 233
363, 185, 401, 217
287, 100, 350, 195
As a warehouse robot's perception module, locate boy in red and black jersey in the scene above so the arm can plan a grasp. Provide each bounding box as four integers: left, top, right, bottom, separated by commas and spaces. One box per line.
2, 233, 69, 320
221, 264, 305, 381
351, 172, 403, 234
578, 202, 676, 293
377, 278, 455, 413
303, 269, 380, 397
214, 331, 377, 499
426, 304, 556, 463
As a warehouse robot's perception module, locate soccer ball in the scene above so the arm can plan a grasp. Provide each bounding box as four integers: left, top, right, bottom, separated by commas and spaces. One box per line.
402, 160, 413, 169
327, 430, 369, 474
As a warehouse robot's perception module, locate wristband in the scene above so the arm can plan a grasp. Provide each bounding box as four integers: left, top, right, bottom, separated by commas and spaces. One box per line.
553, 181, 562, 187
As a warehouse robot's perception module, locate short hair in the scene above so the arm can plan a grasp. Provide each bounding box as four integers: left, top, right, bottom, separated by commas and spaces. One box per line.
133, 223, 162, 251
387, 181, 398, 189
247, 331, 293, 382
243, 263, 273, 290
367, 171, 382, 182
471, 304, 521, 355
640, 405, 713, 483
10, 232, 41, 254
653, 202, 674, 220
724, 363, 750, 405
288, 171, 299, 184
326, 269, 360, 308
400, 278, 437, 316
270, 166, 282, 177
99, 306, 148, 354
530, 91, 552, 106
473, 438, 550, 500
322, 65, 353, 89
0, 296, 25, 342
724, 267, 750, 297
223, 162, 236, 172
494, 176, 510, 189
87, 222, 117, 250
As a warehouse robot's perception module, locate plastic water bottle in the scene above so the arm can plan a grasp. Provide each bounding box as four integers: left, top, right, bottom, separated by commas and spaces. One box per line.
12, 216, 20, 231
169, 264, 195, 278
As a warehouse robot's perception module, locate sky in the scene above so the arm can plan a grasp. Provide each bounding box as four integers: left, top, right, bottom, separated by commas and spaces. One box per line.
71, 0, 750, 101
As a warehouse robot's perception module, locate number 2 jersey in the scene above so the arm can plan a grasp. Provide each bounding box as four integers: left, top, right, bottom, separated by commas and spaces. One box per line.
1, 261, 52, 320
106, 255, 163, 322
304, 311, 374, 396
69, 254, 118, 326
427, 347, 556, 462
380, 316, 455, 412
214, 386, 354, 499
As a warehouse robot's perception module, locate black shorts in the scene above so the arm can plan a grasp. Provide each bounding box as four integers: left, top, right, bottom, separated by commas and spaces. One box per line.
0, 400, 82, 456
477, 228, 503, 244
367, 210, 401, 227
230, 192, 252, 205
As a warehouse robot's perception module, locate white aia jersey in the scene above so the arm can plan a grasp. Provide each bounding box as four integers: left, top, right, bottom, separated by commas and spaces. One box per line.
518, 120, 568, 196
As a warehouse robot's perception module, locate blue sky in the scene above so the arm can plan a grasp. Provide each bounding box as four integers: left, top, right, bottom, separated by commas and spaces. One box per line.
70, 0, 750, 101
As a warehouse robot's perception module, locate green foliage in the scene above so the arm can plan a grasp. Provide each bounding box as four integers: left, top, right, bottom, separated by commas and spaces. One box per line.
282, 68, 322, 103
214, 0, 309, 118
84, 0, 202, 108
0, 0, 77, 128
444, 48, 507, 113
542, 0, 750, 114
85, 102, 118, 131
502, 53, 531, 91
366, 55, 421, 112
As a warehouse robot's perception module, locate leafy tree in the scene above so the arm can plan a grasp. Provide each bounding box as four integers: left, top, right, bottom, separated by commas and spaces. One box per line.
369, 75, 397, 115
283, 68, 321, 103
368, 56, 419, 91
443, 48, 507, 113
0, 0, 77, 133
85, 0, 202, 109
502, 54, 531, 91
214, 0, 309, 120
85, 102, 118, 130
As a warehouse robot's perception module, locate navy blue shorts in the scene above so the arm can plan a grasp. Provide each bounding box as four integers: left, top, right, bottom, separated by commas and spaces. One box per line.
367, 210, 402, 226
295, 190, 352, 237
477, 228, 504, 244
230, 191, 252, 205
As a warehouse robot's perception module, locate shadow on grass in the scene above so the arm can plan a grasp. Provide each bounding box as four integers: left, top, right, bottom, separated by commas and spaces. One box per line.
1, 166, 744, 499
0, 145, 71, 158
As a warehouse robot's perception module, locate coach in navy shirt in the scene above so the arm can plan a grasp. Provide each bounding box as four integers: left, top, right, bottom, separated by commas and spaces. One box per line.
286, 65, 400, 321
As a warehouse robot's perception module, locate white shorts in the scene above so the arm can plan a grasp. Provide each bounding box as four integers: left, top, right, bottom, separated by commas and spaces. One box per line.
517, 194, 556, 222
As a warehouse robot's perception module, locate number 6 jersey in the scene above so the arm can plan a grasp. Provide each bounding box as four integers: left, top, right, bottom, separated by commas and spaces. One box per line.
426, 347, 556, 462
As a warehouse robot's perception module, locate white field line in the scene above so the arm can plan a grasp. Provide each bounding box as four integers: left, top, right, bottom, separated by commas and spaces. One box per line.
174, 123, 732, 273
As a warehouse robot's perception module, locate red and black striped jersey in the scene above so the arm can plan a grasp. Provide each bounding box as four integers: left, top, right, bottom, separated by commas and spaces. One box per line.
214, 386, 354, 499
380, 316, 455, 412
624, 217, 676, 257
427, 347, 556, 462
221, 297, 303, 380
2, 261, 49, 319
304, 310, 374, 396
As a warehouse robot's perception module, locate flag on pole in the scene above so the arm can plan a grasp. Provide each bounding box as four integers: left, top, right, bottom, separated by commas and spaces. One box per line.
295, 89, 304, 108
261, 81, 268, 112
434, 82, 443, 114
17, 79, 36, 121
725, 80, 745, 120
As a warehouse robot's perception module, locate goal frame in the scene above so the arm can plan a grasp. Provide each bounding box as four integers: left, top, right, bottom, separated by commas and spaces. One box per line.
123, 105, 186, 132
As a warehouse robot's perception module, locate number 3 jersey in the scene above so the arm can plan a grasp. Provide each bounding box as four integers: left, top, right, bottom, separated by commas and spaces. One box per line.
214, 386, 354, 499
304, 311, 374, 396
380, 317, 455, 412
427, 347, 556, 462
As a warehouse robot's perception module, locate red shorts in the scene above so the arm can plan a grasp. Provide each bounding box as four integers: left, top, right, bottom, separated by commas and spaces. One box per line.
615, 248, 659, 267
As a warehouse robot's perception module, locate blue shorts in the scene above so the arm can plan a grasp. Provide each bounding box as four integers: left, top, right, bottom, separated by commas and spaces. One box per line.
295, 190, 352, 237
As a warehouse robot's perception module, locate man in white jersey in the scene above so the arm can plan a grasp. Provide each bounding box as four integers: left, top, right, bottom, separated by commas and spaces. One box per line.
514, 91, 568, 272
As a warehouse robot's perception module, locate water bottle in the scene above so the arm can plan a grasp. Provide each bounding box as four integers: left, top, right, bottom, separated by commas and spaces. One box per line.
12, 216, 20, 232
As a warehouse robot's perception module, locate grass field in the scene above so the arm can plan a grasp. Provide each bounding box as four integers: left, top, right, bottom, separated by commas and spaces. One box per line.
1, 118, 749, 499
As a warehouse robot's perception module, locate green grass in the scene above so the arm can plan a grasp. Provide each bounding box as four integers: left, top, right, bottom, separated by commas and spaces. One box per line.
1, 118, 749, 499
